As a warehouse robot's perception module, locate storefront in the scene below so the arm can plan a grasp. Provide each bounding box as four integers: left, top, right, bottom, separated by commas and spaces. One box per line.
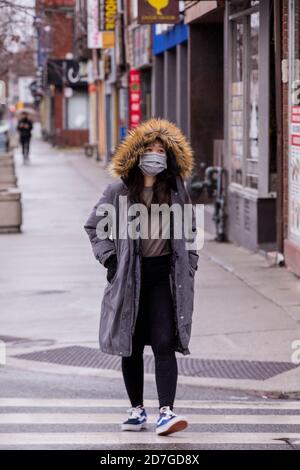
184, 1, 224, 183
224, 0, 277, 250
103, 48, 119, 162
46, 59, 89, 146
132, 25, 152, 122
152, 22, 188, 134
284, 0, 300, 275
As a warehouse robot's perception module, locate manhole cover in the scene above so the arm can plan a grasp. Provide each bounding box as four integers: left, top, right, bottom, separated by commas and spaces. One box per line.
13, 346, 299, 380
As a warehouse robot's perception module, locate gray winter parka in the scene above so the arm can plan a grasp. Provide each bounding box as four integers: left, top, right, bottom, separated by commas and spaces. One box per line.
84, 118, 199, 357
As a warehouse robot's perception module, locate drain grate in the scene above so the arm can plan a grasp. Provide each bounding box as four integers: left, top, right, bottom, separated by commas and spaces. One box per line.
13, 346, 299, 380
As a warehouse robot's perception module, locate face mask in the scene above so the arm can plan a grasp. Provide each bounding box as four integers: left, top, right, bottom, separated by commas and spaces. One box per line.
138, 152, 167, 176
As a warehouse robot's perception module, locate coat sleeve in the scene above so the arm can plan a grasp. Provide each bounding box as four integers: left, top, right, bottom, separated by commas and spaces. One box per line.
183, 183, 199, 273
84, 183, 117, 267
188, 203, 199, 272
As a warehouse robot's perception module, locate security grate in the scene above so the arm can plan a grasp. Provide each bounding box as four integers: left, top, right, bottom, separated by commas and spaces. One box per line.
13, 345, 299, 380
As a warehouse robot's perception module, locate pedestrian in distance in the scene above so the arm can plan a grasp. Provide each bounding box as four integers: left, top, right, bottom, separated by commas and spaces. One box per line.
17, 111, 33, 164
84, 118, 199, 436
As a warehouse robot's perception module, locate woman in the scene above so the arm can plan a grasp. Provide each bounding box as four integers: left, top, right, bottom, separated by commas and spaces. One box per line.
84, 118, 199, 436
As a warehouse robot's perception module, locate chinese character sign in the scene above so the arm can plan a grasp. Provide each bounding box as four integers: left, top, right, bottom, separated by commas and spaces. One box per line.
129, 70, 141, 129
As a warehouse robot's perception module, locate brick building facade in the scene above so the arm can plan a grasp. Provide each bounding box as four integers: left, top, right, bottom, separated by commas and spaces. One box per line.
36, 0, 89, 147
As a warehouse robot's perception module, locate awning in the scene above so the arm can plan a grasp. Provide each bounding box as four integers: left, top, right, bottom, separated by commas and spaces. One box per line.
184, 1, 224, 24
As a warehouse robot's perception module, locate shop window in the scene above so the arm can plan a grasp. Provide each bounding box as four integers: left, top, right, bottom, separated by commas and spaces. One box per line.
246, 11, 259, 189
231, 19, 244, 185
140, 69, 152, 121
229, 3, 260, 189
229, 0, 259, 15
66, 90, 89, 130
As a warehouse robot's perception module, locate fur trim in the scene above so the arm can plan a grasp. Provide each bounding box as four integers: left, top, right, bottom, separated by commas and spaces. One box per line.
107, 118, 195, 179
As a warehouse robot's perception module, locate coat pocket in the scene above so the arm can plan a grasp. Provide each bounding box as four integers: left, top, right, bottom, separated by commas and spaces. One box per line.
107, 266, 118, 284
107, 258, 118, 284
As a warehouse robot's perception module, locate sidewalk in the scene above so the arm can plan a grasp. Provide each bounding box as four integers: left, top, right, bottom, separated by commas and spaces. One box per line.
1, 139, 300, 396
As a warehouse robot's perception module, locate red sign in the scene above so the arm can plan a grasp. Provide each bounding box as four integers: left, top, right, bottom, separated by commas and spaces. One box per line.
129, 69, 141, 129
88, 83, 97, 93
292, 106, 300, 123
291, 135, 300, 146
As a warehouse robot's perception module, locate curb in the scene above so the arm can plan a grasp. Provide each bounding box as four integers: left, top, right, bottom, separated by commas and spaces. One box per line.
4, 355, 300, 401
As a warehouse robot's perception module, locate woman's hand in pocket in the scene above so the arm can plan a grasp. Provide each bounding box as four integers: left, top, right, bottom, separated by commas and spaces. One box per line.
105, 254, 118, 284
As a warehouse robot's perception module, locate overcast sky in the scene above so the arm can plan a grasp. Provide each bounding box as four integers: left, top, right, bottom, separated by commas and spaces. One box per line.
7, 0, 35, 52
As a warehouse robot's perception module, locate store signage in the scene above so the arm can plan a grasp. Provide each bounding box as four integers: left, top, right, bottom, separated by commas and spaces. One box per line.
87, 0, 101, 48
129, 70, 141, 129
99, 0, 117, 31
138, 0, 179, 25
133, 25, 151, 68
47, 60, 88, 88
289, 104, 300, 241
87, 0, 115, 49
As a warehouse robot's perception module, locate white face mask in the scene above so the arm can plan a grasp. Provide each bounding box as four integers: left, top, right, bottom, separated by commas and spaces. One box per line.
138, 152, 167, 176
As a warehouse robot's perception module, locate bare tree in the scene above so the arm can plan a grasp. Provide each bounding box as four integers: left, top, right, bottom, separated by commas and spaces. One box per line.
0, 0, 36, 79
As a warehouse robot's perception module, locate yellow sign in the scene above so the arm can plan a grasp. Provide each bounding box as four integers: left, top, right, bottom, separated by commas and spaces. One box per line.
138, 0, 179, 24
101, 31, 115, 48
148, 0, 169, 16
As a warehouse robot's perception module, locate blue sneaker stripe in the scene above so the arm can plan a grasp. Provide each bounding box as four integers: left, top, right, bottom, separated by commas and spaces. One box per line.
157, 415, 176, 427
123, 409, 147, 426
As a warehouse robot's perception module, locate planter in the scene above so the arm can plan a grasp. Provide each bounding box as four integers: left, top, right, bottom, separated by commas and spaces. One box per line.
0, 152, 14, 163
0, 188, 22, 233
0, 153, 17, 189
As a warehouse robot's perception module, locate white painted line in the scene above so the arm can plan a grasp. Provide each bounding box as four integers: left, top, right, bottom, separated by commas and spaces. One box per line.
1, 413, 300, 425
0, 398, 300, 409
0, 432, 298, 446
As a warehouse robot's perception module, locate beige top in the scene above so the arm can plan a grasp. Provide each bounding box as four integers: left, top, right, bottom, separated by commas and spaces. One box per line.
140, 186, 171, 257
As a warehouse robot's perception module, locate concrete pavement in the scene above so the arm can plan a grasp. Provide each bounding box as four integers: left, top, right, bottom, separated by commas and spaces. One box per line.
1, 139, 300, 395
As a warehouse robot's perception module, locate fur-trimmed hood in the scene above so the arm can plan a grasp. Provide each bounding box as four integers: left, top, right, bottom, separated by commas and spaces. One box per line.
107, 118, 195, 180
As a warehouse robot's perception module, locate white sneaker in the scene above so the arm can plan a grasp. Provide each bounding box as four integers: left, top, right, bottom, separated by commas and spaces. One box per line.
121, 405, 148, 431
156, 405, 188, 436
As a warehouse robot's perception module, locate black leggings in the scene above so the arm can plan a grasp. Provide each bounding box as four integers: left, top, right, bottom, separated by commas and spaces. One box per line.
21, 138, 30, 160
121, 253, 178, 411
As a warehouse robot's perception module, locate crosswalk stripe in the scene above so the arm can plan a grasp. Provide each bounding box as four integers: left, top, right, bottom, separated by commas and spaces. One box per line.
1, 399, 300, 447
0, 432, 299, 446
1, 398, 300, 409
1, 413, 300, 425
